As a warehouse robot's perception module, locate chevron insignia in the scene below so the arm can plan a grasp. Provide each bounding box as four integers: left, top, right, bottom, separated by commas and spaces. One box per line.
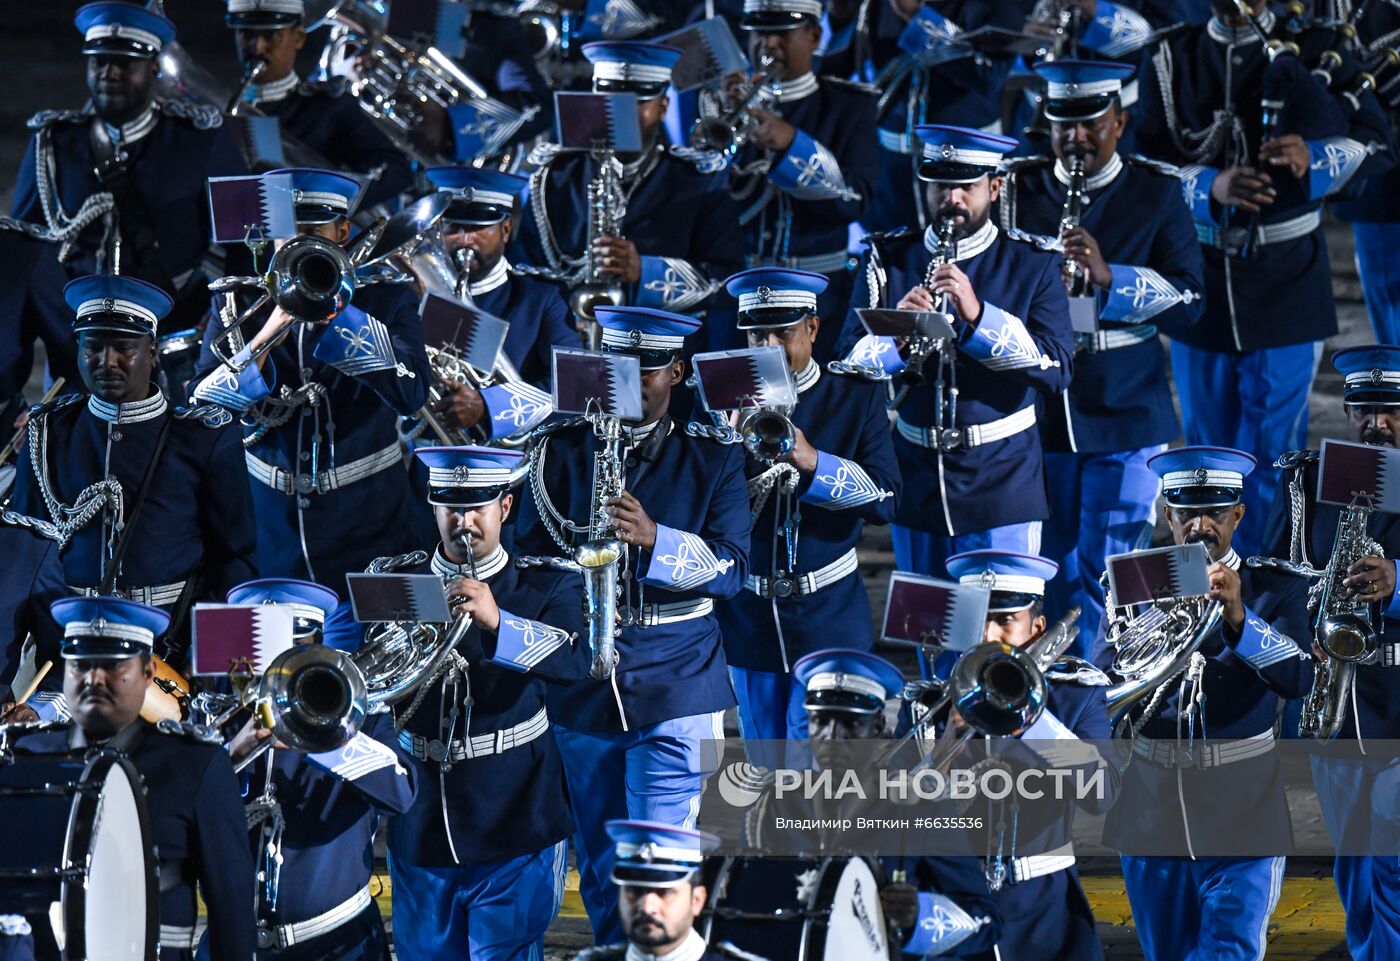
650, 528, 733, 591
488, 381, 552, 436
314, 309, 398, 377
811, 456, 888, 509
1108, 266, 1198, 324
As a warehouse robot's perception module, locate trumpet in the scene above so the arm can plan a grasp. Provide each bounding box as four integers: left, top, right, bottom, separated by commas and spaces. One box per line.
740, 405, 796, 464
689, 55, 780, 155
890, 215, 959, 438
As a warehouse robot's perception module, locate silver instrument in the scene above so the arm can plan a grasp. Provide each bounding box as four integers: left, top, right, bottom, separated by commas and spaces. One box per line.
228, 58, 269, 116
1248, 449, 1383, 739
419, 340, 529, 447
575, 407, 626, 679
569, 151, 627, 347
890, 216, 959, 444
689, 55, 780, 155
739, 405, 796, 464
1028, 0, 1082, 61
1060, 155, 1089, 295
355, 193, 458, 296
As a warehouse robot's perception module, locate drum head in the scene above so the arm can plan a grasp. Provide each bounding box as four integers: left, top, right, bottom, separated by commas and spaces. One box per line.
63, 753, 157, 961
812, 858, 890, 961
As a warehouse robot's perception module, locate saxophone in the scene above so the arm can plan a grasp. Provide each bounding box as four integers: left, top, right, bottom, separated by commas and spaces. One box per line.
568, 151, 627, 348
575, 405, 625, 679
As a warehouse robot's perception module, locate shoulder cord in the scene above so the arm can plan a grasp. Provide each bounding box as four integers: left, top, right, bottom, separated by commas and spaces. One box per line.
1152, 41, 1246, 166
394, 648, 469, 732
33, 125, 115, 261
240, 381, 329, 447
25, 412, 125, 549
528, 158, 572, 275
748, 463, 800, 520
529, 434, 574, 553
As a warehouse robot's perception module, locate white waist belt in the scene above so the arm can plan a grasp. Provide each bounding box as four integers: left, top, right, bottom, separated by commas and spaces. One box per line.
1132, 730, 1274, 769
265, 886, 373, 948
1196, 210, 1321, 249
71, 581, 187, 606
897, 406, 1037, 450
1079, 323, 1158, 353
1011, 848, 1077, 883
160, 922, 206, 952
633, 597, 715, 626
247, 442, 403, 496
745, 548, 860, 599
399, 706, 549, 763
745, 250, 852, 273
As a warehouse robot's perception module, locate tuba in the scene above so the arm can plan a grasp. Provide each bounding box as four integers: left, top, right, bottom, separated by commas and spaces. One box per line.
568, 151, 627, 347
355, 193, 459, 296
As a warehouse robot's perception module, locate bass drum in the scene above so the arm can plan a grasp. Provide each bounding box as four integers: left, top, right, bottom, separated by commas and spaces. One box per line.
0, 749, 157, 960
699, 856, 895, 961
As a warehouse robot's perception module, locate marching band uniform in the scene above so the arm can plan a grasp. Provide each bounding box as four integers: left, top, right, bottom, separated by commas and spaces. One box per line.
10, 4, 249, 318
0, 511, 65, 710
224, 0, 416, 211
710, 269, 899, 747
1132, 4, 1394, 557
515, 307, 750, 944
515, 43, 745, 321
447, 9, 556, 160
189, 169, 432, 651
387, 447, 586, 961
8, 596, 256, 961
724, 0, 876, 362
943, 551, 1114, 961
999, 60, 1204, 649
214, 579, 416, 961
10, 276, 257, 673
1103, 447, 1313, 961
837, 127, 1073, 580
1261, 346, 1400, 961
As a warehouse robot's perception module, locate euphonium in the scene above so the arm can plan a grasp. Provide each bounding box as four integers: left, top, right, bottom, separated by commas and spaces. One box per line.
568, 151, 627, 346
356, 193, 458, 297
576, 407, 625, 679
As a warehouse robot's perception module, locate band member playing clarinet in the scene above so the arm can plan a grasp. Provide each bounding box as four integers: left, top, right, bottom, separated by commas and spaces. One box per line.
386, 446, 585, 961
1000, 59, 1204, 649
836, 126, 1073, 580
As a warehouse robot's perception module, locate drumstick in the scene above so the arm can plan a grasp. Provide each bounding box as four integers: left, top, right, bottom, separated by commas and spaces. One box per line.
0, 378, 65, 468
13, 661, 53, 707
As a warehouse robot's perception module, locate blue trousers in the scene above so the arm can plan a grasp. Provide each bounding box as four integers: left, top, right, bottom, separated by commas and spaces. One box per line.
1042, 448, 1164, 658
1121, 855, 1285, 961
387, 841, 568, 961
1313, 755, 1400, 961
892, 522, 1042, 578
1354, 222, 1400, 345
322, 599, 366, 653
729, 666, 808, 769
1169, 340, 1321, 560
555, 712, 726, 945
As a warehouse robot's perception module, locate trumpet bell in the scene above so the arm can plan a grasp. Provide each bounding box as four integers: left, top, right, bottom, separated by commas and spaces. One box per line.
271, 235, 356, 322
742, 409, 796, 463
256, 645, 369, 754
949, 642, 1046, 737
1318, 613, 1376, 662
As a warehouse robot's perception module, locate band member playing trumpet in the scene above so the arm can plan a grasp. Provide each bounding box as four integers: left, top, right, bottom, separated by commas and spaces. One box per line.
999, 60, 1204, 651
4, 596, 255, 961
515, 307, 750, 944
223, 579, 416, 961
10, 274, 257, 709
1102, 447, 1312, 961
836, 126, 1073, 581
387, 446, 586, 961
223, 0, 414, 209
190, 168, 432, 651
715, 268, 898, 750
422, 167, 573, 441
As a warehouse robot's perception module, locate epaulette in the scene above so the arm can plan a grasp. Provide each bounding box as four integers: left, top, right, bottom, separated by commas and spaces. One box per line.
1126, 154, 1182, 178
715, 941, 773, 961
27, 108, 88, 130
820, 75, 879, 96
858, 225, 917, 249
527, 141, 564, 167
154, 718, 221, 744
1004, 227, 1061, 253
158, 98, 223, 130
1048, 656, 1111, 687
298, 77, 349, 97
0, 509, 63, 543
173, 403, 234, 429
573, 945, 626, 960
28, 392, 83, 419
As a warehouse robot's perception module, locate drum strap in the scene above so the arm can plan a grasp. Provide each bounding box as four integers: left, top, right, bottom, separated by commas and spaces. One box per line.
98, 414, 174, 595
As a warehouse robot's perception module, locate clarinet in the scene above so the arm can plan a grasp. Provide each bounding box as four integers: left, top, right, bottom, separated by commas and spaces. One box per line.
1060, 155, 1089, 296
890, 216, 960, 451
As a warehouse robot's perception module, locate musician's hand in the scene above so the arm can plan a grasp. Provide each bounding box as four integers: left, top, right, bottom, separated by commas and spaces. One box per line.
1260, 134, 1309, 180
1210, 166, 1276, 212
591, 235, 641, 283
1060, 225, 1113, 289
442, 383, 486, 429
606, 491, 657, 550
447, 577, 501, 633
879, 882, 920, 931
780, 425, 820, 474
929, 263, 981, 323
896, 286, 935, 311
1343, 555, 1396, 605
227, 717, 275, 764
247, 305, 299, 369
1207, 562, 1246, 631
721, 71, 747, 100
0, 702, 38, 724
8, 410, 26, 454
747, 109, 797, 153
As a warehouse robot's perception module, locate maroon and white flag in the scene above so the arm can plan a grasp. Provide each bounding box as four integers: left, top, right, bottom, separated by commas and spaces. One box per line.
1317, 438, 1400, 513
882, 572, 991, 652
1106, 543, 1212, 608
691, 346, 796, 413
552, 348, 643, 420
191, 604, 295, 676
206, 173, 296, 245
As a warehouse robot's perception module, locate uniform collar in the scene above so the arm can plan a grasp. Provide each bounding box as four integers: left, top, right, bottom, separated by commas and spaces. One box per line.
795, 359, 820, 394
1053, 152, 1123, 192
1220, 548, 1241, 571
431, 544, 509, 580
626, 930, 708, 961
250, 71, 300, 104
87, 389, 167, 424
469, 257, 511, 297
925, 218, 997, 263
623, 416, 673, 460
776, 72, 818, 103
1208, 8, 1274, 44
103, 104, 158, 146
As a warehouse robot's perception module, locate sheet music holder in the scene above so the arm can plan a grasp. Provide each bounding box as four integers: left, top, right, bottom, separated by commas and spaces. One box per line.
226, 115, 287, 169
881, 572, 991, 653
691, 346, 797, 412
1317, 438, 1400, 513
345, 573, 455, 624
419, 292, 510, 373
555, 92, 644, 153
386, 0, 468, 57
191, 603, 295, 677
857, 308, 957, 341
658, 18, 750, 91
956, 25, 1053, 57
552, 348, 643, 420
206, 173, 297, 245
1105, 543, 1212, 608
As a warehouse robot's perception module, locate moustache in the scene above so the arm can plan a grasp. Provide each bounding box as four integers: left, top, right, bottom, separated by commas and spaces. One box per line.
939, 205, 971, 220
1362, 428, 1394, 445
1184, 530, 1218, 545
